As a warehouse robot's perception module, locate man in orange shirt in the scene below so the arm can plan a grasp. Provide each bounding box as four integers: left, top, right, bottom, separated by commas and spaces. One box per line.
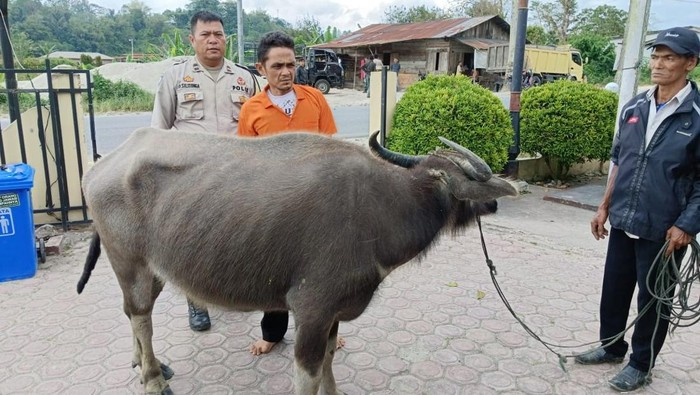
238, 32, 336, 136
237, 31, 342, 355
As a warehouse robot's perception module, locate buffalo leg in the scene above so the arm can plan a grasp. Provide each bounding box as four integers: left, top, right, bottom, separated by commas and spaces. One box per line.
113, 258, 171, 395
293, 316, 336, 395
319, 321, 342, 395
130, 278, 174, 381
130, 314, 171, 394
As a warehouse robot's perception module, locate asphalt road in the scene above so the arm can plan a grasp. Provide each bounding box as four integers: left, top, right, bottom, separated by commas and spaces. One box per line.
82, 105, 370, 156
2, 89, 509, 158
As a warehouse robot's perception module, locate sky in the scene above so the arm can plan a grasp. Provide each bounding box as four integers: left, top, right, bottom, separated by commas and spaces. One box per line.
90, 0, 699, 33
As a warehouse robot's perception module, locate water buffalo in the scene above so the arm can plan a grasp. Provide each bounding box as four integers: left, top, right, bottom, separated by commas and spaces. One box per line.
77, 128, 517, 394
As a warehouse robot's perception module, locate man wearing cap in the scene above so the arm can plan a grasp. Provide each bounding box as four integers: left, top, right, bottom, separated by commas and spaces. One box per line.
577, 27, 700, 391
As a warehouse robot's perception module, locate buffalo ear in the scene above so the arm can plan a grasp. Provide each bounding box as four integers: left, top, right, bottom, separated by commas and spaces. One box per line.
448, 176, 518, 202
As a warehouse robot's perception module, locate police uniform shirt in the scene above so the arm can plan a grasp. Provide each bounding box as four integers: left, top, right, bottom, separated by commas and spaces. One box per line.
151, 56, 257, 134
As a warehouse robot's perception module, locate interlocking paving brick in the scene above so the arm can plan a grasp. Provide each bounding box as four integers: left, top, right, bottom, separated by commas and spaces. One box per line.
445, 364, 479, 384
355, 369, 390, 390
260, 374, 294, 394
3, 187, 700, 394
481, 370, 515, 391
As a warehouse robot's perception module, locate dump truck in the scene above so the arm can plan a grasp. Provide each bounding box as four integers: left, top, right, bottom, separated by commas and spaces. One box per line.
475, 44, 584, 90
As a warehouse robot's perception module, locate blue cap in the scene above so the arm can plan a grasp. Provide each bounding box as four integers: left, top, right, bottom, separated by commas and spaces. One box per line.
649, 27, 700, 57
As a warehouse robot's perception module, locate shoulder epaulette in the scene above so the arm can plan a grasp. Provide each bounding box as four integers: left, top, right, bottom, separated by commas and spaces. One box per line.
172, 57, 189, 65
234, 62, 254, 71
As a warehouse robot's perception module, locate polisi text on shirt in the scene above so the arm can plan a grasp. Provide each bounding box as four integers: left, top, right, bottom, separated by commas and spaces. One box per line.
232, 85, 251, 94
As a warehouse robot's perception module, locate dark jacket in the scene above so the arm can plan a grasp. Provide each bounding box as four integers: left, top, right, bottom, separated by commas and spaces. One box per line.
609, 81, 700, 241
296, 66, 308, 85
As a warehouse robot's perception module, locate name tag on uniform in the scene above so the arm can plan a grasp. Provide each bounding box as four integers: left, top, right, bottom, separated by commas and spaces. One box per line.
184, 93, 197, 101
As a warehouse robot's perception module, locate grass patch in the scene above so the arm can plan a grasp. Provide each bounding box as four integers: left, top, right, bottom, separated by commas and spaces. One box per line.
87, 73, 154, 113
0, 72, 154, 116
0, 92, 49, 114
85, 93, 154, 113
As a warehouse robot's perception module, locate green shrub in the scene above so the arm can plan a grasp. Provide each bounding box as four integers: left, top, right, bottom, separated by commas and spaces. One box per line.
387, 74, 512, 172
0, 92, 48, 113
87, 72, 154, 112
520, 80, 617, 179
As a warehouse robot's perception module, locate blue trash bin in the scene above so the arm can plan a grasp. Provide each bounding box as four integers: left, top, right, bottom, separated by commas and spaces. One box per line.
0, 163, 36, 282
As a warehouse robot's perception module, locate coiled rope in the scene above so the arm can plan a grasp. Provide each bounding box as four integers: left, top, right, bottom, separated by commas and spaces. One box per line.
476, 217, 700, 372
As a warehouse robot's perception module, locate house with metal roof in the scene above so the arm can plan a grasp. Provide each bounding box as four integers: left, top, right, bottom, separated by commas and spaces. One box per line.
314, 15, 510, 89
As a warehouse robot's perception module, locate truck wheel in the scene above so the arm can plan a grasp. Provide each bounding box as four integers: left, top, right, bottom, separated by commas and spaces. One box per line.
531, 76, 542, 86
314, 79, 331, 94
569, 76, 577, 81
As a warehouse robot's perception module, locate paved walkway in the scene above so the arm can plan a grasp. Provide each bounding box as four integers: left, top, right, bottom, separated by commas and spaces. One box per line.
2, 184, 700, 394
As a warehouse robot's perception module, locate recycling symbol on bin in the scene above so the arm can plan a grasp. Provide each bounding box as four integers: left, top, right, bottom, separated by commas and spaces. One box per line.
0, 207, 15, 237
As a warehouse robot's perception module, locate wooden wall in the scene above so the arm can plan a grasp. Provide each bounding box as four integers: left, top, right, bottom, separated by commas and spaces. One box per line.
326, 19, 511, 90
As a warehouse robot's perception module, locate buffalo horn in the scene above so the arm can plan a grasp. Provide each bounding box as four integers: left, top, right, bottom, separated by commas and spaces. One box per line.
369, 131, 426, 168
438, 136, 492, 182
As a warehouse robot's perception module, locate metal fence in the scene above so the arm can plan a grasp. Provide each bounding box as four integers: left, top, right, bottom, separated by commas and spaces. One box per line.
0, 60, 97, 231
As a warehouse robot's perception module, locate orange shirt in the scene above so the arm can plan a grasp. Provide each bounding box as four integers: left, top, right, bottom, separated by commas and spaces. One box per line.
237, 84, 337, 136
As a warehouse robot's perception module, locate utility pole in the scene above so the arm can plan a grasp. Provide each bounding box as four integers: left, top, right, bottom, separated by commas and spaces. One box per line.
237, 0, 244, 64
0, 0, 20, 123
508, 0, 519, 85
129, 38, 134, 61
615, 0, 652, 123
505, 0, 529, 176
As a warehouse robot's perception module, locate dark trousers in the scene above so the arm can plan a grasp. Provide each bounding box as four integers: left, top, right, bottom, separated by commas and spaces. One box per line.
261, 311, 289, 343
599, 228, 685, 371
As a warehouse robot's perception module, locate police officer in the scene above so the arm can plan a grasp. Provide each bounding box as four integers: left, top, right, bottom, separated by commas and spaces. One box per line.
151, 10, 258, 332
151, 11, 257, 134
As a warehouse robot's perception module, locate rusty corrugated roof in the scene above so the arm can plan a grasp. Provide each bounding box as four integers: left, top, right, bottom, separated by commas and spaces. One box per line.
315, 16, 508, 49
457, 38, 509, 50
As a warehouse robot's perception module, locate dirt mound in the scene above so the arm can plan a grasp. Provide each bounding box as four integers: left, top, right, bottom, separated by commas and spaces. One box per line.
93, 57, 187, 94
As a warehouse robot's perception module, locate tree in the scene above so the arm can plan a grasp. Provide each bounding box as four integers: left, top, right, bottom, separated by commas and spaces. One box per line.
3, 0, 336, 60
571, 5, 626, 39
291, 15, 323, 47
8, 31, 35, 61
244, 9, 293, 44
450, 0, 508, 18
531, 0, 578, 44
526, 25, 557, 46
383, 5, 451, 24
568, 33, 616, 84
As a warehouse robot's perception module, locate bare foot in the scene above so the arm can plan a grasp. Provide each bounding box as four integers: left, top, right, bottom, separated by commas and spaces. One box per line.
336, 336, 346, 349
249, 339, 277, 356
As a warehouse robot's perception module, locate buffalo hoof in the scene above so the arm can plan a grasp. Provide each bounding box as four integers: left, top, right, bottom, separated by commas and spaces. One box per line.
146, 387, 173, 395
138, 363, 175, 383
160, 363, 174, 380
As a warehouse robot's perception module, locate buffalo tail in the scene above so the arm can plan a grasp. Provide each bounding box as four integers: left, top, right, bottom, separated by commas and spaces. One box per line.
77, 232, 101, 294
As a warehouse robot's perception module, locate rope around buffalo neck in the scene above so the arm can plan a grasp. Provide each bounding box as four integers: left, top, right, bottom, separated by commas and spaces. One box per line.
475, 216, 700, 373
